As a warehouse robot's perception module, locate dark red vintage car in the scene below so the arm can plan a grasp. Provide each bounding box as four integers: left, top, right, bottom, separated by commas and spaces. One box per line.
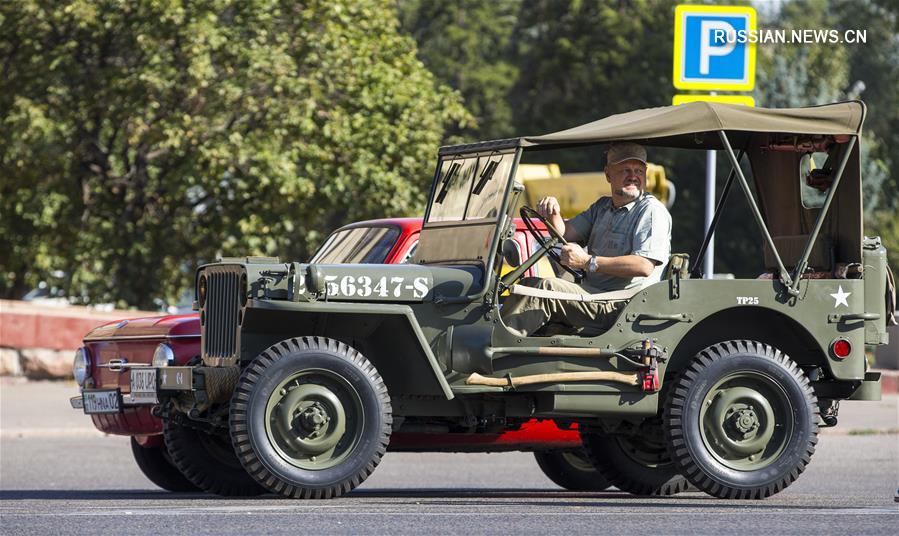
73, 218, 604, 493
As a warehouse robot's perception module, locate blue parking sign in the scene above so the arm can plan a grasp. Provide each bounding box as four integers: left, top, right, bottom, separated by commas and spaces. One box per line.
673, 5, 756, 91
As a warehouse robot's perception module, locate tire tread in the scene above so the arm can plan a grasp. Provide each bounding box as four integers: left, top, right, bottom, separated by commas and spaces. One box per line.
230, 336, 392, 499
663, 340, 819, 500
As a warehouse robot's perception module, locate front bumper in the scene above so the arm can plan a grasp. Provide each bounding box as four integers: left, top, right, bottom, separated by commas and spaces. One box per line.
70, 395, 163, 435
70, 366, 198, 435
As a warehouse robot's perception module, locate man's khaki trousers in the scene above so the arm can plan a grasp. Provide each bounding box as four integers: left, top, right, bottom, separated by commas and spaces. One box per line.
501, 277, 626, 336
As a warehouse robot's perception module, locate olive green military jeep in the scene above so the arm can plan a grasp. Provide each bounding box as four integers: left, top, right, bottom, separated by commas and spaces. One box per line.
150, 101, 892, 500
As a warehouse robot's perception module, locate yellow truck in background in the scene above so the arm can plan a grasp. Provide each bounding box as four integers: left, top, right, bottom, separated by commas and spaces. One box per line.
515, 163, 674, 217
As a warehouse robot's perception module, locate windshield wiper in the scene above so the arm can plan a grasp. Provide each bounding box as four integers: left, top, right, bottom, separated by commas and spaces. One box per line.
472, 159, 499, 195
435, 162, 461, 204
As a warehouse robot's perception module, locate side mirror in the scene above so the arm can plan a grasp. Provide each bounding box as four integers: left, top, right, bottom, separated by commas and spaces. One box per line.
501, 238, 522, 268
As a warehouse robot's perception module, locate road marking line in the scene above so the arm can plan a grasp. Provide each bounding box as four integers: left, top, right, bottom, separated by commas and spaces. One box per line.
4, 509, 897, 517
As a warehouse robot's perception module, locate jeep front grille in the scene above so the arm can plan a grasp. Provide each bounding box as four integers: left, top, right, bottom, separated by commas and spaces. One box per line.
200, 266, 246, 366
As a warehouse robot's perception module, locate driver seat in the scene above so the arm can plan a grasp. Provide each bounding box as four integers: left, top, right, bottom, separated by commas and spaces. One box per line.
508, 253, 690, 303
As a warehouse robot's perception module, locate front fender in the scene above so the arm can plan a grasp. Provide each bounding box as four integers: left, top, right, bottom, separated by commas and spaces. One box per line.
243, 299, 454, 400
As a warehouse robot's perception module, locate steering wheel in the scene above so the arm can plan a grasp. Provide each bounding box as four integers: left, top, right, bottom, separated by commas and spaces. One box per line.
518, 205, 585, 282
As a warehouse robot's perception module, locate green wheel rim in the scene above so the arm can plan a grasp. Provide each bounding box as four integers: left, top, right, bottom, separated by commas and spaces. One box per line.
264, 368, 364, 471
698, 371, 793, 471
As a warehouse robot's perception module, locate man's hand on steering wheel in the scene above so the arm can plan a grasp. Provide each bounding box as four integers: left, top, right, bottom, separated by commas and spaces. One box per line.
517, 205, 585, 283
536, 196, 562, 220
559, 243, 591, 270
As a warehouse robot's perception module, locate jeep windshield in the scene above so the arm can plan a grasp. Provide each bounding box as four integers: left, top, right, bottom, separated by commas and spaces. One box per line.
310, 225, 401, 264
427, 151, 516, 222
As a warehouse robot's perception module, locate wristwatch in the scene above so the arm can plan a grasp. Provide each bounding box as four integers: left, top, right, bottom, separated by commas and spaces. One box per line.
588, 255, 597, 273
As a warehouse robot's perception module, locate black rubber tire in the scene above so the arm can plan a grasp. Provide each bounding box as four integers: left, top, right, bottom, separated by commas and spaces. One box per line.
582, 429, 690, 496
664, 340, 819, 499
230, 336, 392, 499
164, 416, 266, 496
130, 437, 201, 492
534, 449, 611, 491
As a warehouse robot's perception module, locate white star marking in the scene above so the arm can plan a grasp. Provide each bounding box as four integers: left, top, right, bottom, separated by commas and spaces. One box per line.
830, 285, 851, 308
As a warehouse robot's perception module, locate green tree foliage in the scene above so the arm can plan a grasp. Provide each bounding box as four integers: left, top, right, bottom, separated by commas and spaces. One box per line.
397, 0, 518, 142
0, 0, 469, 308
836, 0, 899, 199
509, 0, 677, 143
756, 0, 849, 107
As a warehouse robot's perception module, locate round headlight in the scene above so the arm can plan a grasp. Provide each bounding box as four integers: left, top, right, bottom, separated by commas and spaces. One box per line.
73, 347, 90, 386
152, 343, 175, 367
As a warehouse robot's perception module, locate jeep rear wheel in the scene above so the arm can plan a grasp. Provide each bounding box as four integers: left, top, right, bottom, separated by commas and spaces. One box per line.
163, 417, 266, 496
664, 340, 819, 499
534, 449, 610, 491
582, 426, 690, 496
230, 336, 391, 499
130, 437, 200, 492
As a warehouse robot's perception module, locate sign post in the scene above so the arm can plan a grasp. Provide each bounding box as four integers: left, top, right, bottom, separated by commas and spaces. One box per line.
672, 4, 756, 278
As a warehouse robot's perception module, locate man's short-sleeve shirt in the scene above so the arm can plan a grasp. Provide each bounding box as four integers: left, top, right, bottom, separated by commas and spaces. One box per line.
567, 193, 672, 291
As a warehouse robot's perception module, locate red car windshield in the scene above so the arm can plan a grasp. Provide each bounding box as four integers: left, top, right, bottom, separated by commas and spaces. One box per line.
310, 226, 401, 264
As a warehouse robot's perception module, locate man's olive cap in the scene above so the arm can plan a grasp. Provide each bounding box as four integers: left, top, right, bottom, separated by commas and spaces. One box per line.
606, 142, 647, 166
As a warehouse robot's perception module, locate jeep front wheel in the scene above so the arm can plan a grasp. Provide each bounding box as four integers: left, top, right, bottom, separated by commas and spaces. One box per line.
230, 337, 392, 499
664, 340, 819, 499
534, 449, 610, 491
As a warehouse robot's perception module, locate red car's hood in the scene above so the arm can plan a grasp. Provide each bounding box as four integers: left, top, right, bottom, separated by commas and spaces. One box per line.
84, 313, 200, 340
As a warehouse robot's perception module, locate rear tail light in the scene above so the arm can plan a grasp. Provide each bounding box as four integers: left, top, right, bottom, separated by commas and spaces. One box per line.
831, 339, 852, 359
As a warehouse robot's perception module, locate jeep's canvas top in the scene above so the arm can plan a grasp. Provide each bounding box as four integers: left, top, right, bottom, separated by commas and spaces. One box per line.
438, 100, 866, 269
439, 101, 866, 155
522, 100, 866, 149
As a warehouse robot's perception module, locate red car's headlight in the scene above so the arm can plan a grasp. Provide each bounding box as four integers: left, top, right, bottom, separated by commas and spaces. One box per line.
73, 347, 90, 386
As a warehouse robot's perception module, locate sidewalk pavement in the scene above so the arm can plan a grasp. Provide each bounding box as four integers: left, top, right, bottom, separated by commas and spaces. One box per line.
0, 377, 103, 438
1, 377, 896, 439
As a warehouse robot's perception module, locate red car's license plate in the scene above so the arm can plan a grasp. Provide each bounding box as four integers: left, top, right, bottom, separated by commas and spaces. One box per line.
82, 389, 121, 414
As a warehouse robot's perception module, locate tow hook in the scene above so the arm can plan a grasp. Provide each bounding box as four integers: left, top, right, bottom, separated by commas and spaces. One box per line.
640, 340, 663, 393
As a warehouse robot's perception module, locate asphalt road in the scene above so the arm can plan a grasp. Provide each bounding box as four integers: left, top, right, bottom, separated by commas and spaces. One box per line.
1, 380, 897, 535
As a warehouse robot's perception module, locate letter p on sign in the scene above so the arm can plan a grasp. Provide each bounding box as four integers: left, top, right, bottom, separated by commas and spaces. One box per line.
700, 21, 735, 74
673, 5, 756, 91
